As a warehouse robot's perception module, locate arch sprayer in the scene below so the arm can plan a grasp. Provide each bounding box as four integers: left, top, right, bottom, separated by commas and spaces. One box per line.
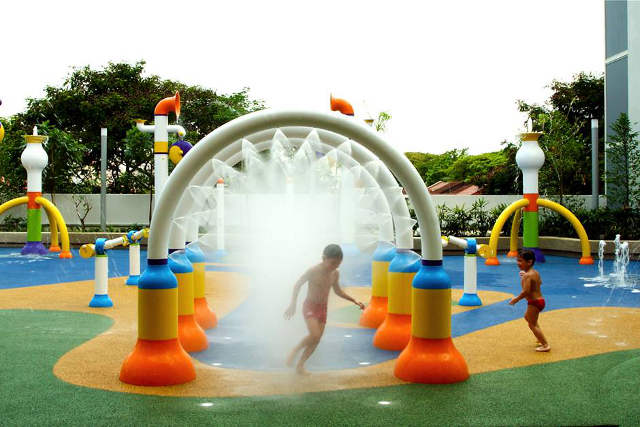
485, 132, 593, 265
119, 110, 469, 387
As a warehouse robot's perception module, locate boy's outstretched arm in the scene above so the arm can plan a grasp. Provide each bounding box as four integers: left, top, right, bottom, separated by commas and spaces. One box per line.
284, 269, 310, 319
331, 275, 365, 310
509, 276, 531, 305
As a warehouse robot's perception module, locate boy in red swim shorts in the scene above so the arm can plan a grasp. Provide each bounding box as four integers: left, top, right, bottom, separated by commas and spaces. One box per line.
284, 244, 365, 374
509, 249, 550, 352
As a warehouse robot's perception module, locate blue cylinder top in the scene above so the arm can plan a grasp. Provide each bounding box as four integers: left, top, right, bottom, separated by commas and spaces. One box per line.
389, 249, 421, 273
138, 262, 178, 290
168, 250, 194, 274
413, 262, 451, 290
185, 243, 206, 263
372, 241, 397, 262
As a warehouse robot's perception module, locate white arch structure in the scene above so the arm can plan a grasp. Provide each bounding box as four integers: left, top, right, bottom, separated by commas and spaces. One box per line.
172, 126, 414, 250
122, 110, 467, 386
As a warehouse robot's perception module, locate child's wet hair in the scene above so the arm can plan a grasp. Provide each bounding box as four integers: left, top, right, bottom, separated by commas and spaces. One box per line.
518, 249, 535, 265
323, 244, 343, 260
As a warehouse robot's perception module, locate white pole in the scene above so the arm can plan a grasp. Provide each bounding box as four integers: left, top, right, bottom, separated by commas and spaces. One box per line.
154, 115, 169, 210
126, 243, 141, 286
89, 255, 113, 307
216, 180, 225, 254
463, 255, 477, 295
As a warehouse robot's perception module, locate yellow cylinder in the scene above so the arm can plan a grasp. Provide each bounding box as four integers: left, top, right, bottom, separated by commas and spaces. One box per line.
411, 288, 452, 339
176, 272, 195, 315
138, 288, 178, 340
192, 263, 206, 299
371, 261, 390, 297
387, 272, 416, 315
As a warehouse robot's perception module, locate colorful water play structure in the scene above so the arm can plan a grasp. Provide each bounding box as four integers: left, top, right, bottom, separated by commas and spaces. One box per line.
444, 236, 486, 306
79, 228, 149, 307
119, 105, 469, 386
134, 91, 189, 208
0, 126, 72, 258
485, 131, 594, 266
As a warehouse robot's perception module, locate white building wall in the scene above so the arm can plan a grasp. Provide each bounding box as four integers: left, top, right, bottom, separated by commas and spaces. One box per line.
0, 194, 605, 226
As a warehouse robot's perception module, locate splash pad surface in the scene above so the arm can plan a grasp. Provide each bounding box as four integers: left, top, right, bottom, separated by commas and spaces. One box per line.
1, 248, 639, 425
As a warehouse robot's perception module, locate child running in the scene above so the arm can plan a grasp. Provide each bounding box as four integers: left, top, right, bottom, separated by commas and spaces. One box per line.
509, 249, 550, 352
284, 244, 365, 374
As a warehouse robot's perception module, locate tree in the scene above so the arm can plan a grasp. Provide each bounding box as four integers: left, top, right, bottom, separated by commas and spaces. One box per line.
3, 61, 264, 195
405, 149, 467, 185
375, 112, 392, 132
518, 72, 604, 195
446, 150, 519, 194
606, 113, 640, 208
535, 110, 585, 203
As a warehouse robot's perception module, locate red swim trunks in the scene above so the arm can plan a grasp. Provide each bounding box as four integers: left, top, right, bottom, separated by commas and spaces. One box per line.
527, 298, 546, 311
303, 299, 328, 324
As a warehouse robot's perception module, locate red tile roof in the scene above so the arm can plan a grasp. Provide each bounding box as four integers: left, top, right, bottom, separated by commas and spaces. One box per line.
427, 181, 482, 195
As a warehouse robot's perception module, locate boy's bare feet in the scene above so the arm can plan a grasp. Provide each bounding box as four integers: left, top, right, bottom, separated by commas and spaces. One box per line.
296, 365, 311, 375
535, 344, 551, 352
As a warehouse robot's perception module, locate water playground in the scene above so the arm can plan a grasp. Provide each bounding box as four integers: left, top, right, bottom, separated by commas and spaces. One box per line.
1, 95, 639, 425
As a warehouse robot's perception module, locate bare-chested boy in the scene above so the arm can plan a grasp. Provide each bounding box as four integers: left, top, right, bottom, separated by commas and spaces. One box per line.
509, 249, 550, 352
284, 244, 365, 374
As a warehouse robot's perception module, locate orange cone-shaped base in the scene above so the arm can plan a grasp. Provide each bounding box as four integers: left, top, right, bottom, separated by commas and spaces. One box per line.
579, 256, 594, 265
59, 251, 72, 259
194, 297, 217, 329
49, 245, 61, 253
373, 313, 411, 351
120, 338, 196, 386
485, 256, 499, 266
359, 296, 387, 328
395, 336, 469, 384
178, 314, 209, 352
506, 250, 518, 258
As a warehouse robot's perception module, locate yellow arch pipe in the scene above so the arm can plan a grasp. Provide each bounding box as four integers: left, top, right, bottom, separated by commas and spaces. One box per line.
0, 197, 28, 215
507, 208, 522, 257
537, 198, 594, 264
485, 198, 530, 265
35, 197, 72, 258
0, 196, 61, 252
48, 213, 60, 252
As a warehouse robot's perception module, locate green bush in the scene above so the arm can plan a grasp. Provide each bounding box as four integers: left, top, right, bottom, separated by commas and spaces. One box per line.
0, 215, 27, 232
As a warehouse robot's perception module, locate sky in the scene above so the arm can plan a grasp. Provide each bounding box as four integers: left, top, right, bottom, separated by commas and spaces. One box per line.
1, 0, 604, 154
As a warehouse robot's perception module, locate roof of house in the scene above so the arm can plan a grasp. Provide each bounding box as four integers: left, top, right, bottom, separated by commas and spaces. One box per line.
427, 181, 483, 195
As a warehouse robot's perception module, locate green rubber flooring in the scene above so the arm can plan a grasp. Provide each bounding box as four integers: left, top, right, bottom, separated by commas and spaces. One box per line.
1, 309, 639, 426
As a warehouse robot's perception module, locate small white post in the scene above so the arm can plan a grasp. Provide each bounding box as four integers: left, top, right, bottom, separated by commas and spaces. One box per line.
126, 243, 141, 286
216, 179, 226, 259
89, 254, 113, 307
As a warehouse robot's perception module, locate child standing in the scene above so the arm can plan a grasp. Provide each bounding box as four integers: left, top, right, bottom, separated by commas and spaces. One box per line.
284, 244, 365, 374
509, 249, 550, 352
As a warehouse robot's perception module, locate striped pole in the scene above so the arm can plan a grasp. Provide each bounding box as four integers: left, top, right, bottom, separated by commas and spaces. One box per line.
21, 133, 49, 255
169, 220, 208, 352
516, 132, 545, 263
186, 242, 217, 329
447, 236, 482, 307
126, 229, 148, 286
119, 257, 195, 386
359, 241, 396, 328
89, 239, 113, 308
395, 260, 469, 383
373, 249, 420, 350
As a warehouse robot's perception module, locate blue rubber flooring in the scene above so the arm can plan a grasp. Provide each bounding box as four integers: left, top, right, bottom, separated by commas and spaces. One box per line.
1, 248, 639, 372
